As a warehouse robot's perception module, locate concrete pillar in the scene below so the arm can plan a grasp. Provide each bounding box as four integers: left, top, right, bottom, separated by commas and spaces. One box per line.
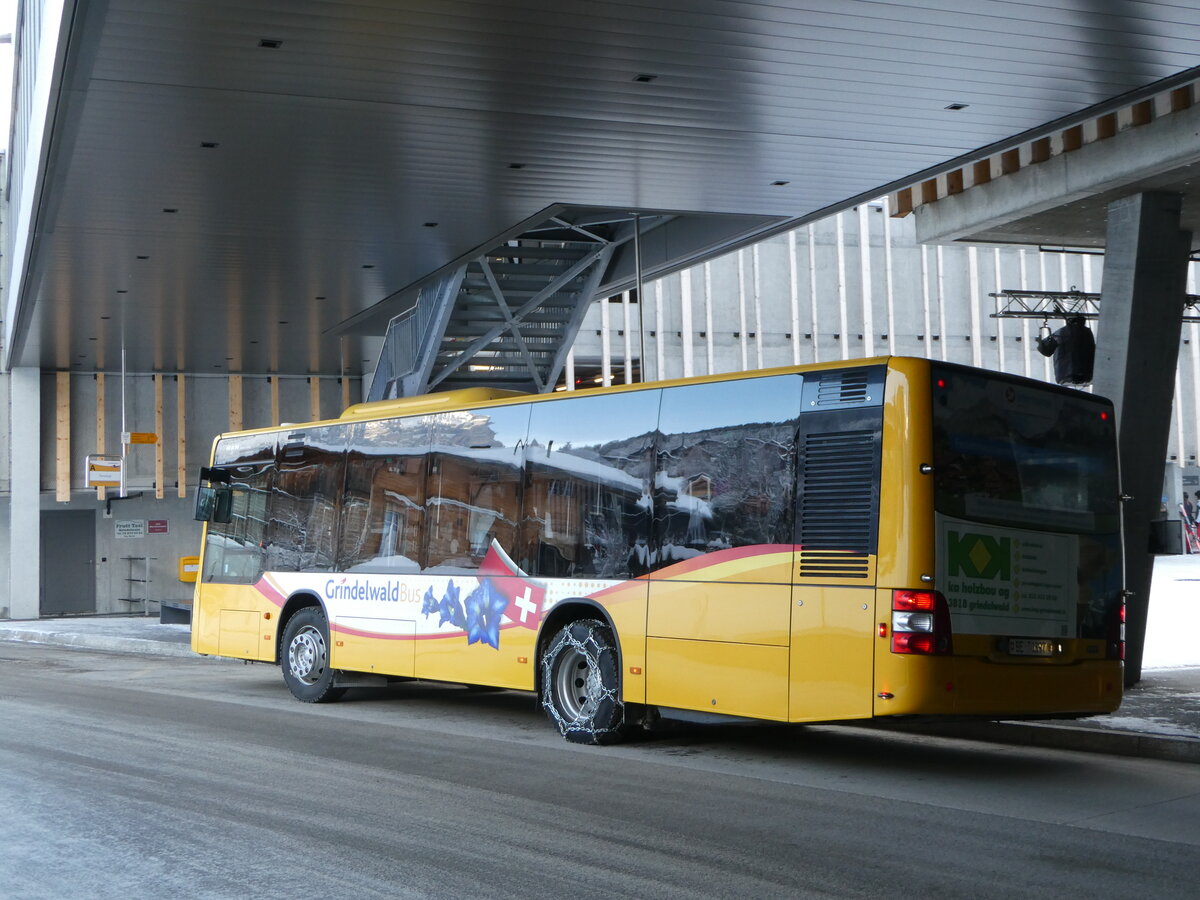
1093, 192, 1192, 686
8, 368, 41, 619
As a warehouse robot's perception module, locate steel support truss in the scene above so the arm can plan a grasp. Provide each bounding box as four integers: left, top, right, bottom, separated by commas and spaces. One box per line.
991, 288, 1200, 322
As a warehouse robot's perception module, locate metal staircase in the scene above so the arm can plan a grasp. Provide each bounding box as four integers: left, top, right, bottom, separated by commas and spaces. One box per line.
369, 214, 651, 400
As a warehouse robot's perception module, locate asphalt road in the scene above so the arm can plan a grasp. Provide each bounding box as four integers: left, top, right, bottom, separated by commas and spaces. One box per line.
1, 643, 1198, 899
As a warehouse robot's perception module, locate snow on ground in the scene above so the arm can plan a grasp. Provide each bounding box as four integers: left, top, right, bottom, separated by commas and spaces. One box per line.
1145, 554, 1200, 669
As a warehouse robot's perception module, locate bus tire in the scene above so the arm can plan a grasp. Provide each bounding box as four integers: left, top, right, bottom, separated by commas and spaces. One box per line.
541, 618, 626, 745
280, 606, 345, 703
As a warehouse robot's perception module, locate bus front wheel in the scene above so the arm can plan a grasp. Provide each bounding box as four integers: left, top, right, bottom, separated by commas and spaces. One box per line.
541, 618, 626, 744
280, 607, 346, 703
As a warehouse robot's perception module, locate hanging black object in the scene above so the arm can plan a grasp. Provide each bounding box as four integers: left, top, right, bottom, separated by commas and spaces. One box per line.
1036, 317, 1095, 386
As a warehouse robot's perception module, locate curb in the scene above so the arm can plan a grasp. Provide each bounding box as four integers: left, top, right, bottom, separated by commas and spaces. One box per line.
0, 629, 197, 659
860, 719, 1200, 764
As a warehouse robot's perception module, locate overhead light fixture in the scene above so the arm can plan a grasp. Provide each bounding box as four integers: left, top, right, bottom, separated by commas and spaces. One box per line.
259, 38, 282, 49
944, 102, 969, 111
508, 163, 526, 169
633, 74, 658, 83
200, 141, 219, 149
136, 255, 149, 260
424, 222, 438, 228
163, 208, 178, 213
771, 180, 790, 187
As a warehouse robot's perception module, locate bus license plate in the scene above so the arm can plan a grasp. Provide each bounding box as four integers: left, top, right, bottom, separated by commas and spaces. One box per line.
1007, 638, 1056, 657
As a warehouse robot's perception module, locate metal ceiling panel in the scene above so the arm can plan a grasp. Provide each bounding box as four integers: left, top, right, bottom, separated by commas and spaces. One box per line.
10, 0, 1200, 374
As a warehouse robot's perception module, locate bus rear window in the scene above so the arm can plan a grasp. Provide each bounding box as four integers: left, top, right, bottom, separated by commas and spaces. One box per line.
931, 366, 1119, 534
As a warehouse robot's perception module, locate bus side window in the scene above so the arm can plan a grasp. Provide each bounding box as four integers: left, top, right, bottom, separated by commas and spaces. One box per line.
522, 390, 659, 579
266, 425, 347, 574
202, 435, 277, 584
425, 406, 530, 574
339, 417, 432, 573
654, 375, 802, 568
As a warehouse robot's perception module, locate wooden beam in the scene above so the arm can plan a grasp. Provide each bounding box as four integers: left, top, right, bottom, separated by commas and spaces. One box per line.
228, 375, 243, 431
177, 375, 187, 498
96, 373, 106, 500
1062, 125, 1084, 152
889, 187, 913, 218
1030, 137, 1051, 164
341, 375, 351, 412
971, 159, 992, 188
1131, 100, 1153, 126
56, 372, 71, 502
1095, 113, 1117, 140
154, 375, 165, 500
999, 148, 1020, 175
270, 376, 280, 426
310, 377, 321, 422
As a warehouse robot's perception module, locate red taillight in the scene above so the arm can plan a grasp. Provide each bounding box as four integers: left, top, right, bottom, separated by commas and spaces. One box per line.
892, 632, 936, 654
893, 589, 937, 612
891, 589, 953, 655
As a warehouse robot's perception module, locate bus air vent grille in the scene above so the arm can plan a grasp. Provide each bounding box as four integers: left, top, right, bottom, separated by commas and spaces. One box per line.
814, 370, 869, 406
799, 430, 874, 576
797, 550, 870, 579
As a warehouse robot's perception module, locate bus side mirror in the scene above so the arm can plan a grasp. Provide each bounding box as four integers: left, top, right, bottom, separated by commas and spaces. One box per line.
194, 484, 233, 523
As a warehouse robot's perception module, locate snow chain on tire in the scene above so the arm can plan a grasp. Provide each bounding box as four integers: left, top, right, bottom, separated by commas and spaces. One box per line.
540, 618, 626, 745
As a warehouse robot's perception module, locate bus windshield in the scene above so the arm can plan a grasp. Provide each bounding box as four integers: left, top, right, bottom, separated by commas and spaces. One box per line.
931, 365, 1119, 535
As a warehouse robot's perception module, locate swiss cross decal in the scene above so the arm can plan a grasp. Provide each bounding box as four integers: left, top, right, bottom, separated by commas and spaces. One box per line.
479, 542, 545, 630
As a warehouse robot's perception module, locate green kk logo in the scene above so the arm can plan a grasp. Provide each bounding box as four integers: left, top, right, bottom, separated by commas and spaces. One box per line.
946, 531, 1012, 580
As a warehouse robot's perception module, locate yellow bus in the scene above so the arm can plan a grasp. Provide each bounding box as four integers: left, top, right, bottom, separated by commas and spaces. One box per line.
192, 357, 1124, 743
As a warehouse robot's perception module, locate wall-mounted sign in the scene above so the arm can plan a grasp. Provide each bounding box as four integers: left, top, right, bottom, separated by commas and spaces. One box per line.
148, 519, 169, 535
85, 454, 122, 487
115, 520, 146, 539
123, 432, 158, 445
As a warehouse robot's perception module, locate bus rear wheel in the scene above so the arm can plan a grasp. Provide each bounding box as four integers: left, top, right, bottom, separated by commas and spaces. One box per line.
281, 607, 345, 703
541, 618, 626, 744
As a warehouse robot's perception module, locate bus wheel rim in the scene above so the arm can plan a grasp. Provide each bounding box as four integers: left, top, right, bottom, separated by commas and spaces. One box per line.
288, 625, 326, 685
554, 645, 599, 721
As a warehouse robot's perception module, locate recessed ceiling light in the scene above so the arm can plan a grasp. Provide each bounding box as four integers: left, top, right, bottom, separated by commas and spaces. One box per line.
250, 340, 259, 344
201, 141, 219, 149
315, 296, 326, 300
259, 38, 282, 49
100, 316, 110, 320
89, 337, 97, 341
633, 74, 658, 83
424, 222, 438, 228
279, 320, 289, 325
163, 208, 178, 214
136, 255, 149, 260
362, 264, 374, 269
771, 180, 790, 187
945, 102, 969, 111
508, 163, 526, 169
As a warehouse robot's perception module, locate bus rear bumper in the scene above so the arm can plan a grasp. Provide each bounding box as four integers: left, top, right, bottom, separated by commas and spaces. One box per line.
873, 656, 1123, 718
